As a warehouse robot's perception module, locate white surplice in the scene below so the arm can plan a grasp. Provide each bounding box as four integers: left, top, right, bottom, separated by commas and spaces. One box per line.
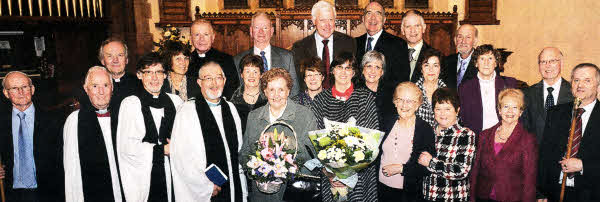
116, 94, 183, 202
63, 110, 123, 202
170, 99, 247, 202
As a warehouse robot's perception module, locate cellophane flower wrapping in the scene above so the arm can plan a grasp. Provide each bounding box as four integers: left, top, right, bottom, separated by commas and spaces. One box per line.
307, 119, 383, 201
244, 128, 298, 183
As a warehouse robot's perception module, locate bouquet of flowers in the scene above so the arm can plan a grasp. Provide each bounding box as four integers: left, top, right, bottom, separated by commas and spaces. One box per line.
245, 123, 299, 194
307, 118, 383, 201
153, 24, 192, 54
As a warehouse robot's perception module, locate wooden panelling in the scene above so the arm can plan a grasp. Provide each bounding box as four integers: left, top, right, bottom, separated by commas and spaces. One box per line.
194, 6, 458, 57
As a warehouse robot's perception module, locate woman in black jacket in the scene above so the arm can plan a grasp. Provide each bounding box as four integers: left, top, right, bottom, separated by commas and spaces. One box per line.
378, 81, 436, 202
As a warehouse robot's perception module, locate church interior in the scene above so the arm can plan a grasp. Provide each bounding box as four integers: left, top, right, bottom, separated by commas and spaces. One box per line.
1, 0, 599, 112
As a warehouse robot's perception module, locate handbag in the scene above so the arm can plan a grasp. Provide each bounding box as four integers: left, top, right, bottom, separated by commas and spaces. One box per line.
282, 145, 321, 201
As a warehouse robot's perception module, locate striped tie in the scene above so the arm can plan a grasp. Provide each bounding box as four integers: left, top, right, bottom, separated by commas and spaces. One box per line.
567, 108, 585, 178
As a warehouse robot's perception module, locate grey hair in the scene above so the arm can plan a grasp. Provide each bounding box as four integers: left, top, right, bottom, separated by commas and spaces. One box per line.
2, 71, 32, 89
361, 50, 386, 77
311, 1, 336, 20
401, 10, 425, 28
84, 66, 113, 87
198, 61, 226, 79
251, 12, 271, 27
98, 38, 128, 61
571, 63, 600, 86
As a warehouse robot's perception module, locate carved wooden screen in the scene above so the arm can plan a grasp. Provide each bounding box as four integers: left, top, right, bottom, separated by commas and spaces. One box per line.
259, 0, 283, 8
294, 0, 318, 8
372, 0, 394, 8
159, 0, 191, 23
224, 0, 249, 9
460, 0, 499, 25
195, 7, 458, 57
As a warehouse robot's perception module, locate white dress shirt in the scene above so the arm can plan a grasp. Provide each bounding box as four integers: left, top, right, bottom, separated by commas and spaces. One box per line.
478, 72, 499, 131
543, 78, 563, 106
63, 110, 123, 202
253, 45, 272, 70
365, 30, 383, 51
315, 33, 333, 63
408, 41, 424, 80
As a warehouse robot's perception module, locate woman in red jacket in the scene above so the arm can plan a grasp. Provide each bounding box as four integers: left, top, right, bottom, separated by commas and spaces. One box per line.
470, 88, 538, 202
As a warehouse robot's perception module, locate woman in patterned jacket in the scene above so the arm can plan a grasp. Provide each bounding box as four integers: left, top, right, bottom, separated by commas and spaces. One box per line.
418, 87, 476, 202
415, 49, 447, 127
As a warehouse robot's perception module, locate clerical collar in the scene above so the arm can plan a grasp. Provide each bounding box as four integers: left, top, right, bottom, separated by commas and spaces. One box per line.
114, 78, 121, 82
198, 52, 206, 58
96, 109, 109, 114
206, 99, 221, 107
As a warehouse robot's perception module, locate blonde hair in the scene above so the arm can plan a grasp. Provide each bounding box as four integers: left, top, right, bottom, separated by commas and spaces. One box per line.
497, 88, 525, 111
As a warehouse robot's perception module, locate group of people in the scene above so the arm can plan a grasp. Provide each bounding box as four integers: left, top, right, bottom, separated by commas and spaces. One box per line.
1, 0, 599, 202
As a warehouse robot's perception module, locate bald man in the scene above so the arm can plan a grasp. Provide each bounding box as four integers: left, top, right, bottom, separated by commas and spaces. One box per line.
442, 24, 479, 88
233, 12, 299, 96
188, 19, 240, 99
521, 47, 574, 144
0, 71, 64, 201
63, 66, 124, 201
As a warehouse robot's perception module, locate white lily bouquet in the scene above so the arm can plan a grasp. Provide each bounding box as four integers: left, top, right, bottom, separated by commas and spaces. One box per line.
306, 118, 383, 201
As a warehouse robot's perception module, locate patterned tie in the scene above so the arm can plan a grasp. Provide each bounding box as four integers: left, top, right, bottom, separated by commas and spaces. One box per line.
260, 51, 268, 72
545, 87, 555, 110
408, 48, 416, 62
17, 112, 36, 188
366, 37, 374, 51
567, 108, 585, 178
457, 60, 467, 88
322, 39, 331, 89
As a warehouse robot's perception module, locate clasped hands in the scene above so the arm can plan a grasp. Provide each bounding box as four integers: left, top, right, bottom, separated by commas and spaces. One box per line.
418, 152, 432, 167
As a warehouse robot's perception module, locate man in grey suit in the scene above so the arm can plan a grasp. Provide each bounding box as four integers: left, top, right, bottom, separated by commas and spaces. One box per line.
291, 0, 356, 90
522, 47, 574, 143
233, 12, 299, 96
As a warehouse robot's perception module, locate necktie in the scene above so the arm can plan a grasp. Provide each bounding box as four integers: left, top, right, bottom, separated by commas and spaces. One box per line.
567, 108, 585, 178
366, 37, 374, 51
17, 112, 35, 188
260, 51, 268, 72
457, 60, 467, 87
322, 39, 331, 89
408, 48, 416, 62
545, 87, 555, 110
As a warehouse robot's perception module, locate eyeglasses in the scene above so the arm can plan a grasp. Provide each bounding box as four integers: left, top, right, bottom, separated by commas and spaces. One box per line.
305, 73, 322, 78
334, 65, 353, 72
539, 59, 560, 65
199, 76, 225, 83
364, 10, 383, 17
394, 98, 417, 105
6, 85, 32, 93
141, 70, 166, 77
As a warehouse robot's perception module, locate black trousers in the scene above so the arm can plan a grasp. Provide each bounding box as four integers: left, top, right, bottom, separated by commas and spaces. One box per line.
378, 182, 420, 202
8, 188, 40, 202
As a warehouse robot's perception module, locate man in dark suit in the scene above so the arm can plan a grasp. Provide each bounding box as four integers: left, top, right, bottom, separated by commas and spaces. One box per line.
355, 1, 410, 120
188, 19, 240, 99
401, 10, 436, 82
0, 71, 64, 202
441, 24, 479, 89
233, 12, 299, 96
291, 0, 356, 90
522, 47, 573, 144
98, 38, 139, 134
538, 63, 600, 202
